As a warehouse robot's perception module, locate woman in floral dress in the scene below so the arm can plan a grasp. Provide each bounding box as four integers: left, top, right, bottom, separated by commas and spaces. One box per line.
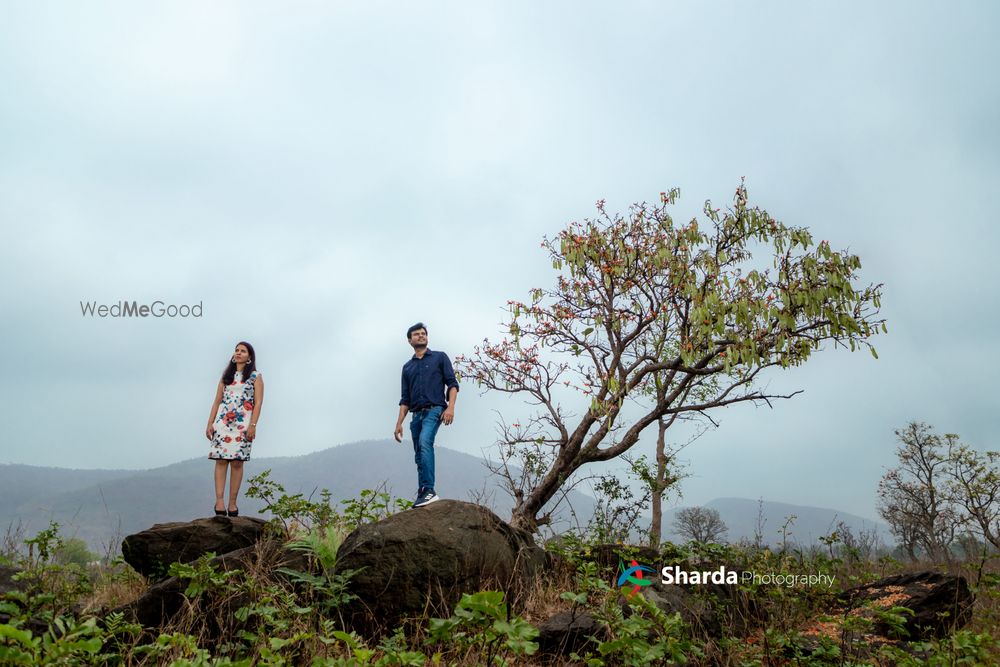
205, 341, 264, 517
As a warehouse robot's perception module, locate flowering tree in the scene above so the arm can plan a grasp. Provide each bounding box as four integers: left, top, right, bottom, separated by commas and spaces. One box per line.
457, 183, 885, 532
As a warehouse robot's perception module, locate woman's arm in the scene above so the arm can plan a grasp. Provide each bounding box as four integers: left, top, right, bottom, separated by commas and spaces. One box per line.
246, 375, 264, 442
205, 381, 224, 440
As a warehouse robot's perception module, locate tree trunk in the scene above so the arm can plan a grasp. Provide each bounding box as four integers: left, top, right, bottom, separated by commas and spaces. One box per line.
648, 417, 668, 549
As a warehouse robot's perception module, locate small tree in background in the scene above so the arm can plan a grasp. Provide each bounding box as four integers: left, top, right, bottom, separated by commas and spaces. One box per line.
673, 506, 728, 544
54, 538, 98, 567
457, 182, 885, 532
878, 422, 1000, 561
878, 422, 960, 562
584, 471, 650, 544
947, 442, 1000, 553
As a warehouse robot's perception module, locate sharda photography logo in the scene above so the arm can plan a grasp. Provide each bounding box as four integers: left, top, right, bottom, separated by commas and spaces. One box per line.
616, 557, 835, 597
79, 300, 203, 318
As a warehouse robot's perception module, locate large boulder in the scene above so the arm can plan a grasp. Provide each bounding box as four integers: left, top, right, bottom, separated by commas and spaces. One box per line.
334, 500, 548, 631
121, 516, 268, 579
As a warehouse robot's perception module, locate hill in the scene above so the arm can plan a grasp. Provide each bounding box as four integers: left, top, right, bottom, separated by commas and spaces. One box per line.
1, 443, 891, 552
0, 440, 597, 550
661, 497, 892, 547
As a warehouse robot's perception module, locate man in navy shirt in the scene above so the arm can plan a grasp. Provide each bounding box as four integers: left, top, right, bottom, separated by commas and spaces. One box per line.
393, 322, 459, 507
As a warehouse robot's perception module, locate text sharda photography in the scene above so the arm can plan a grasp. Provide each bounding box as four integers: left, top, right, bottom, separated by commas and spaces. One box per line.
661, 565, 835, 588
79, 300, 203, 318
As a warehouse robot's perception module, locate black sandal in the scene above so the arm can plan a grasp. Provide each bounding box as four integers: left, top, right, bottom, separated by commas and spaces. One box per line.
214, 508, 227, 517
228, 508, 239, 517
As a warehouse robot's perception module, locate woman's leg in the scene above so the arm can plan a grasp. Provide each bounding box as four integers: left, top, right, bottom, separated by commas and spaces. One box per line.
214, 461, 228, 511
228, 460, 245, 512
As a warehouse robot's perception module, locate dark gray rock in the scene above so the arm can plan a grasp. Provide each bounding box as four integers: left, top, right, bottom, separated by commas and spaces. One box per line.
121, 516, 268, 579
792, 571, 975, 659
536, 610, 604, 657
0, 564, 25, 596
837, 570, 974, 639
117, 545, 253, 629
116, 541, 310, 629
641, 581, 720, 635
334, 500, 547, 632
0, 563, 74, 636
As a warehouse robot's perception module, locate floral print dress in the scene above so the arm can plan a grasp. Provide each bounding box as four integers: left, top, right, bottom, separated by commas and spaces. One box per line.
209, 370, 260, 461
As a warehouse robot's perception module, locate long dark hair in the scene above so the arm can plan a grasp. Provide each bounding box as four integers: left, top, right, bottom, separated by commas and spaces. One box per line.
221, 341, 257, 385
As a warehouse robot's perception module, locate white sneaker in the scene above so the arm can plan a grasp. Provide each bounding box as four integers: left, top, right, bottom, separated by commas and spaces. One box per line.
414, 492, 440, 507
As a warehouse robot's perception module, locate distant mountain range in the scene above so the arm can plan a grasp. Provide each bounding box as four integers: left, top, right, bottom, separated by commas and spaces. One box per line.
0, 440, 567, 551
0, 440, 891, 552
687, 497, 894, 548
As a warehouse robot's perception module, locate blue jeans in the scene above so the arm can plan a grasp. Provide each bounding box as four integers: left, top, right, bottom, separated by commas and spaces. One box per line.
409, 406, 443, 495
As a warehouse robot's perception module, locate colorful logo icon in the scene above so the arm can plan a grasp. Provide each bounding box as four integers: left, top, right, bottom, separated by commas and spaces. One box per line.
616, 558, 656, 599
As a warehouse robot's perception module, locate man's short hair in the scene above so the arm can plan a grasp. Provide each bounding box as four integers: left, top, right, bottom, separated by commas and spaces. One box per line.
407, 322, 427, 340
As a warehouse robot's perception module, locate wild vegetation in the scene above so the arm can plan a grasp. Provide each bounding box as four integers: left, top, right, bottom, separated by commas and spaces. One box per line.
1, 468, 998, 666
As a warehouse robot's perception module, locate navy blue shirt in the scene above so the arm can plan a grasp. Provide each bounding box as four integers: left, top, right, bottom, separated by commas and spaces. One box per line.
400, 349, 459, 410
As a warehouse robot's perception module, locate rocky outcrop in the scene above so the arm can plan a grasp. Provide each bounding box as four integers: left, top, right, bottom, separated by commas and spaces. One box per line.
121, 516, 268, 579
333, 500, 548, 631
116, 502, 548, 634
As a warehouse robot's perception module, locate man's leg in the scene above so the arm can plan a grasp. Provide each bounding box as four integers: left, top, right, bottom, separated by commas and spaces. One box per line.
415, 407, 443, 496
410, 412, 425, 498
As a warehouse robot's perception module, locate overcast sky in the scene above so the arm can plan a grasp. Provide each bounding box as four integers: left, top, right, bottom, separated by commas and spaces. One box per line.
1, 1, 996, 521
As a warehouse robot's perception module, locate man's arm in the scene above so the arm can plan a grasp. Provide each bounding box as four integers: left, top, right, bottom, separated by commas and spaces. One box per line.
442, 386, 458, 426
394, 404, 409, 442
441, 354, 459, 425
